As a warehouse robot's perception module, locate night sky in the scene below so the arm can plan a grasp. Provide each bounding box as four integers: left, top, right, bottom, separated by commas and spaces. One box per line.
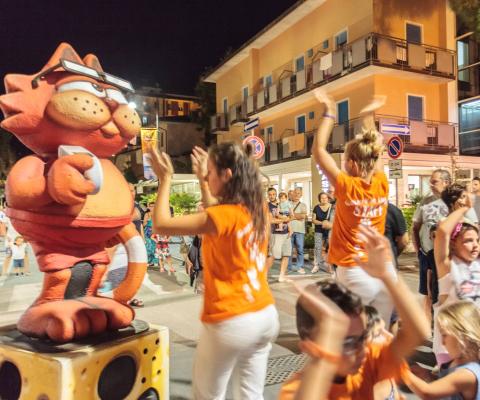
0, 0, 298, 96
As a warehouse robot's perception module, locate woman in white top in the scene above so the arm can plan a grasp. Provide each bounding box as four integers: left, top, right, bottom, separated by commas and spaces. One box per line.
433, 187, 480, 364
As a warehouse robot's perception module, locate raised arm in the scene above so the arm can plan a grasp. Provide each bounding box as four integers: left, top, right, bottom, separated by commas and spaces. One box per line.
149, 147, 217, 236
435, 205, 471, 279
355, 226, 430, 360
191, 146, 218, 207
311, 90, 340, 185
405, 368, 476, 400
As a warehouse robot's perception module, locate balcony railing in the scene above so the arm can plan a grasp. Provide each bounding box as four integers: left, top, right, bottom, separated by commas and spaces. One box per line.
211, 113, 229, 133
243, 32, 455, 119
260, 115, 457, 165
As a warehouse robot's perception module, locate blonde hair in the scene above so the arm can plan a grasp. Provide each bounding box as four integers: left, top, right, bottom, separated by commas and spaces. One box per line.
437, 301, 480, 359
344, 130, 383, 177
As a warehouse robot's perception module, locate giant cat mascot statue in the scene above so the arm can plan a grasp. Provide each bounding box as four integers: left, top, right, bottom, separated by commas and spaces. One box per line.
0, 43, 147, 343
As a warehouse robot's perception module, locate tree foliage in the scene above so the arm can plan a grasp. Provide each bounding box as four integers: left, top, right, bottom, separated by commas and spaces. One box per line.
450, 0, 480, 37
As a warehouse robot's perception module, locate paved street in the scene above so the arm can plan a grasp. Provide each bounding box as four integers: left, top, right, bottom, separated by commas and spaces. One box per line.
0, 246, 431, 399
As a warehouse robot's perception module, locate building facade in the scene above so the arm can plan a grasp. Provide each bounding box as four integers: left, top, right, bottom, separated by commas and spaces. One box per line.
457, 26, 480, 157
205, 0, 480, 209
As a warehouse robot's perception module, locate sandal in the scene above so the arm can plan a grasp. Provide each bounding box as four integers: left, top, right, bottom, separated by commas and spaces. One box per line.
129, 298, 144, 308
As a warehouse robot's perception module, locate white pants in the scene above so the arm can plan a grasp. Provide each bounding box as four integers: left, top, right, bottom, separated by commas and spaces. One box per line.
193, 304, 279, 400
336, 263, 397, 324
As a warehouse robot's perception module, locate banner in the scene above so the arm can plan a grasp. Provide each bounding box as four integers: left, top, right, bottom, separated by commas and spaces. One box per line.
140, 128, 158, 180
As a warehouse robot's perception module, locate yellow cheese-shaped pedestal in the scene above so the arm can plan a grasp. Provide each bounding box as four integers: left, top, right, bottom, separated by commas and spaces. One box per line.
0, 321, 168, 400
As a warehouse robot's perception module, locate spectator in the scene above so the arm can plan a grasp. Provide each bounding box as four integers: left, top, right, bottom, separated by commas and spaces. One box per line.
412, 169, 451, 322
267, 187, 293, 282
311, 192, 334, 274
288, 187, 308, 274
384, 202, 408, 266
471, 176, 480, 221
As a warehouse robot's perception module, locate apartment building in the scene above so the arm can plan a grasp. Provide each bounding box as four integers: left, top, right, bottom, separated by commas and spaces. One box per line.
457, 28, 480, 158
204, 0, 480, 208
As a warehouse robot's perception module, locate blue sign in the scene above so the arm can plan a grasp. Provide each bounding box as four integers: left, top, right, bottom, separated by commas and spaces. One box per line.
381, 122, 410, 135
387, 136, 403, 159
244, 117, 259, 132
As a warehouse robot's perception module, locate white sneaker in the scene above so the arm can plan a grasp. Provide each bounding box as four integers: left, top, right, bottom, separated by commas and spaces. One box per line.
278, 275, 287, 283
311, 266, 319, 273
297, 268, 306, 275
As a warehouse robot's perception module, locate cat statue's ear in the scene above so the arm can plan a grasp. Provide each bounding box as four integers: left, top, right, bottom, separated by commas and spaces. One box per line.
42, 43, 84, 70
83, 54, 104, 73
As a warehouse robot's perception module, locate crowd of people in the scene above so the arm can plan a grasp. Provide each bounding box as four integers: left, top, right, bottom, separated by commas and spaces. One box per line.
1, 89, 479, 399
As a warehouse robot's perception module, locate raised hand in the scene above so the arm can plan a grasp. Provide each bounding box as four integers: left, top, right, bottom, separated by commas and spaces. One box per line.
359, 95, 387, 116
353, 225, 393, 280
147, 146, 174, 180
191, 146, 208, 181
313, 89, 336, 117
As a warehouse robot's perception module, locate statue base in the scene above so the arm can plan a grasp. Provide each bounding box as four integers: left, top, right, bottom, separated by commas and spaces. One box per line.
0, 320, 169, 400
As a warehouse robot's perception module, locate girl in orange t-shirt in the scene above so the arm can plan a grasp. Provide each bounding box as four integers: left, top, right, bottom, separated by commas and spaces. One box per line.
148, 142, 278, 400
312, 90, 395, 323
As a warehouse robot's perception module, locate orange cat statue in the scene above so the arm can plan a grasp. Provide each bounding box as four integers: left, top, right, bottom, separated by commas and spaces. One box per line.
0, 43, 147, 343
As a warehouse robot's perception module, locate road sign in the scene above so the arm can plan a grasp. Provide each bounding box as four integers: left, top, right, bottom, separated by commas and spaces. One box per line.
387, 136, 403, 159
244, 117, 259, 132
389, 169, 403, 179
381, 122, 410, 135
388, 159, 402, 170
243, 135, 265, 159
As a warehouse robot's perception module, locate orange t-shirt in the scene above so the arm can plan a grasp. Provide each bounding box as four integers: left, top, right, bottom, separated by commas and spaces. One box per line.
278, 343, 408, 400
328, 171, 388, 267
201, 204, 274, 323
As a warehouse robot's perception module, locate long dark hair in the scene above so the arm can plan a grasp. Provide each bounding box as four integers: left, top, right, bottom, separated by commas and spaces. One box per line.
208, 142, 267, 242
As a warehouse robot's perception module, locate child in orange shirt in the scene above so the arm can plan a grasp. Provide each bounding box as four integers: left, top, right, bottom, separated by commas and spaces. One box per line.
312, 90, 394, 323
148, 143, 278, 400
279, 226, 429, 400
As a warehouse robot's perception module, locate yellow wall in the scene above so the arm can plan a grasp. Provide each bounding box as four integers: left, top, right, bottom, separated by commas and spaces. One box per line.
373, 0, 451, 48
258, 0, 373, 82
374, 76, 448, 121
216, 56, 252, 111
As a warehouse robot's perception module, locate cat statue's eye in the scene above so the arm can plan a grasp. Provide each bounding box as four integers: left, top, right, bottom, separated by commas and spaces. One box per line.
105, 88, 127, 105
56, 81, 107, 98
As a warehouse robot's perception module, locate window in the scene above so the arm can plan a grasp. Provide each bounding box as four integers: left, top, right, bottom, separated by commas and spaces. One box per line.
406, 23, 422, 44
265, 126, 274, 143
308, 111, 315, 120
296, 115, 306, 133
460, 100, 480, 132
264, 75, 273, 87
295, 55, 305, 72
322, 39, 329, 49
335, 30, 348, 49
307, 48, 313, 58
242, 86, 249, 100
222, 98, 228, 114
408, 95, 424, 121
337, 100, 349, 124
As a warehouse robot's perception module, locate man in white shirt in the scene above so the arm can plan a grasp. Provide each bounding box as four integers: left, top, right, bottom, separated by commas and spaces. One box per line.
288, 187, 308, 274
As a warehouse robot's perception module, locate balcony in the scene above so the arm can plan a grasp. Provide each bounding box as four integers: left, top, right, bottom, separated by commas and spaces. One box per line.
210, 113, 229, 133
260, 115, 457, 165
246, 32, 455, 118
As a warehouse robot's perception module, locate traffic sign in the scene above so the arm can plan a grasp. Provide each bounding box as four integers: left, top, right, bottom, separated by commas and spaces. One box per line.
387, 136, 403, 159
389, 169, 403, 179
243, 135, 265, 159
244, 117, 260, 132
381, 122, 410, 135
388, 159, 402, 170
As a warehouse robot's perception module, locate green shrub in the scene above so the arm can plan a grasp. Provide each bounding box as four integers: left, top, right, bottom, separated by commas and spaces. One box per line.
140, 192, 198, 215
402, 206, 416, 234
